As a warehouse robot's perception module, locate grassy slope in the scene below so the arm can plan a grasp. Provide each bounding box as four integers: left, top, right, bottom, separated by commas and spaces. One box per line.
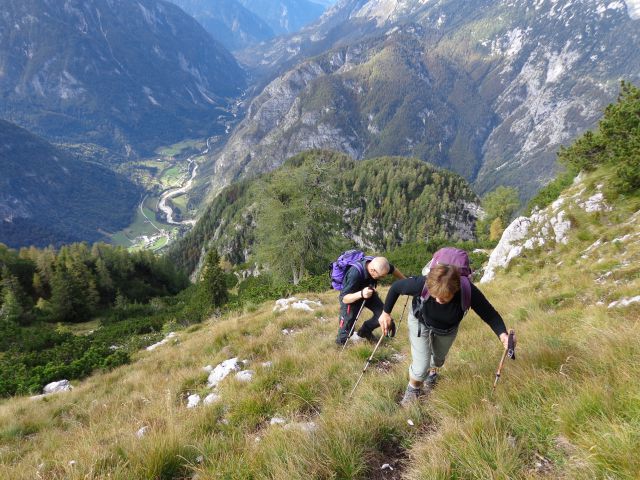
1, 171, 639, 479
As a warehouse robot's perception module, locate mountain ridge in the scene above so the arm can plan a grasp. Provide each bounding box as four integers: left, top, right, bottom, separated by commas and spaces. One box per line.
0, 119, 141, 248
0, 0, 246, 158
215, 0, 640, 200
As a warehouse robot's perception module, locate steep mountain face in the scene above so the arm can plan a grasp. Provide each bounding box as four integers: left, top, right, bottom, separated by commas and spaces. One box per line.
0, 0, 246, 158
0, 120, 140, 248
166, 0, 275, 51
236, 0, 326, 35
168, 150, 481, 274
212, 0, 640, 199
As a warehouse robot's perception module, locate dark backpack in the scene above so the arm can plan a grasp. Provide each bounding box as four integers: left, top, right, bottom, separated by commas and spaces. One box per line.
414, 247, 473, 317
330, 250, 373, 290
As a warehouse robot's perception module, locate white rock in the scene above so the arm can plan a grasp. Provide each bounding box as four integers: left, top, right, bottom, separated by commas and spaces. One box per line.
482, 201, 572, 282
407, 419, 415, 426
235, 370, 254, 382
187, 394, 201, 408
146, 332, 177, 351
136, 426, 150, 438
207, 358, 241, 388
481, 216, 531, 283
608, 296, 640, 309
203, 393, 220, 405
273, 297, 322, 312
43, 380, 72, 394
202, 365, 214, 373
68, 460, 76, 467
261, 361, 273, 368
270, 416, 287, 425
381, 463, 394, 470
291, 302, 314, 312
273, 297, 298, 312
580, 191, 610, 212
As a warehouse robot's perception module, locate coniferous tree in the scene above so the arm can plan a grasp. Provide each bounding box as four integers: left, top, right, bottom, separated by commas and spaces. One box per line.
0, 270, 26, 325
255, 158, 337, 284
198, 249, 228, 308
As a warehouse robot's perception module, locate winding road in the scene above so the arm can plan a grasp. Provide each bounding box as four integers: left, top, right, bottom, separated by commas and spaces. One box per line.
157, 138, 211, 225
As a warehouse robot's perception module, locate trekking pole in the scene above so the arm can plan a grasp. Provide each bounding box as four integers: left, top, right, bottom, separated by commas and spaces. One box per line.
349, 333, 385, 397
341, 299, 367, 352
398, 296, 409, 326
493, 329, 516, 390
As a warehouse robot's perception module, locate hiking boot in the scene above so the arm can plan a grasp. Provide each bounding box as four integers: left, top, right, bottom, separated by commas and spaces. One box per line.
425, 370, 438, 389
356, 328, 379, 343
400, 384, 422, 407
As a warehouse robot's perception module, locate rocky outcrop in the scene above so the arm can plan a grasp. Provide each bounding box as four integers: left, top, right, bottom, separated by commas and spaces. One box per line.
481, 178, 611, 283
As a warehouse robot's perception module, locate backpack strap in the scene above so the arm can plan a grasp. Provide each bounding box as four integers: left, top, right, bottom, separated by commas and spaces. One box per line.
349, 256, 374, 280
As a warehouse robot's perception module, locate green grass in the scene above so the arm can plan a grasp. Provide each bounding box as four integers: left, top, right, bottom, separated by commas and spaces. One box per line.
155, 138, 204, 157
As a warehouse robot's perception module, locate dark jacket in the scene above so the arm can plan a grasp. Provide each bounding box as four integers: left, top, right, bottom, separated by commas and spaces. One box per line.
383, 275, 507, 337
339, 259, 395, 302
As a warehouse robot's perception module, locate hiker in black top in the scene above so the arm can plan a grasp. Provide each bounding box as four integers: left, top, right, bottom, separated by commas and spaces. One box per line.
378, 264, 509, 406
336, 257, 405, 345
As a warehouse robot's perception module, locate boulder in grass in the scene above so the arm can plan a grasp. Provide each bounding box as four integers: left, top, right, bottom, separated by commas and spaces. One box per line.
203, 393, 220, 405
187, 394, 201, 408
146, 332, 177, 351
270, 416, 287, 426
273, 297, 322, 313
43, 380, 72, 394
207, 358, 241, 388
235, 370, 254, 382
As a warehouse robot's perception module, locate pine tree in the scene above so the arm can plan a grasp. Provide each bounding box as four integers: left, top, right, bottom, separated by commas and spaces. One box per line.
0, 271, 25, 325
198, 249, 228, 308
255, 157, 338, 284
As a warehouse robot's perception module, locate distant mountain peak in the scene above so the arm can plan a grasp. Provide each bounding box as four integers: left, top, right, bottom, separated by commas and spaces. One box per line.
623, 0, 640, 19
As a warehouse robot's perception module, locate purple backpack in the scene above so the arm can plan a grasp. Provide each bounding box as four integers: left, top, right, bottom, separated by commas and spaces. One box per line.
330, 250, 374, 290
419, 247, 472, 313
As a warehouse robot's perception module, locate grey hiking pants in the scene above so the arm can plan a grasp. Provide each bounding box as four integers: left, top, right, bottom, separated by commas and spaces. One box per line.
407, 311, 458, 382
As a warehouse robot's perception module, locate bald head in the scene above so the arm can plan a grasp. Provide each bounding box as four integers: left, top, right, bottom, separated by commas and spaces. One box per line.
367, 257, 391, 280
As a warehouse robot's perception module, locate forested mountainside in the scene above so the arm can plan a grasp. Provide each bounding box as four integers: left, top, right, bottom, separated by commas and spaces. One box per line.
166, 0, 275, 51
217, 0, 640, 200
0, 120, 140, 248
168, 150, 481, 275
0, 0, 246, 158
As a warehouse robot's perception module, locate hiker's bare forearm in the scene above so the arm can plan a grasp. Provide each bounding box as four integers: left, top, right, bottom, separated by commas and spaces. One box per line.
342, 288, 374, 304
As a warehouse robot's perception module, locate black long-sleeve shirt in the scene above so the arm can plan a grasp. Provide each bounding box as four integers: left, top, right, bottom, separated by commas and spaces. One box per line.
339, 260, 396, 302
383, 276, 507, 337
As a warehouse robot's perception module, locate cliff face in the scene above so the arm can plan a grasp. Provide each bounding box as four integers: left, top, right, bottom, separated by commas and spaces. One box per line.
211, 0, 640, 200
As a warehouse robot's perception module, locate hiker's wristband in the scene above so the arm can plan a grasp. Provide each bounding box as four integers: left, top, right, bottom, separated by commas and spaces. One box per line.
361, 290, 364, 299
